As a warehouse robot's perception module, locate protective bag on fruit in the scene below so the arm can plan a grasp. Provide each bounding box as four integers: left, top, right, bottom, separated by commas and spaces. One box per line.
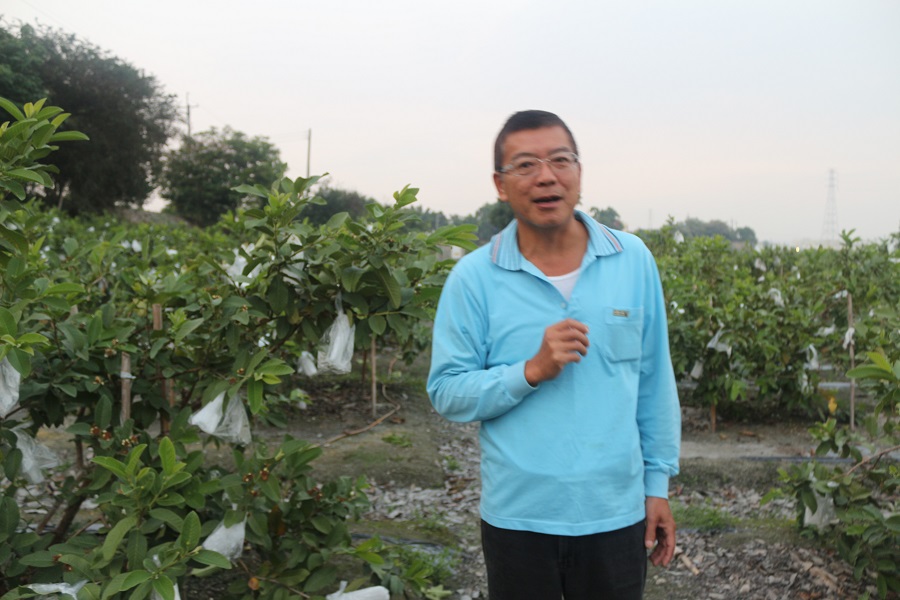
189, 393, 252, 445
0, 358, 20, 418
203, 517, 247, 561
317, 294, 355, 374
13, 426, 60, 484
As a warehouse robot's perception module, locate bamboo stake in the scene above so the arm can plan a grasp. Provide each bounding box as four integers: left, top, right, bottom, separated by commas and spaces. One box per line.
120, 352, 132, 423
371, 337, 377, 419
153, 304, 173, 435
847, 293, 855, 431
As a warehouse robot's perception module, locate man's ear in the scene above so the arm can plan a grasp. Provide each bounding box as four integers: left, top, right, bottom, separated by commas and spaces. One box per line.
493, 172, 508, 202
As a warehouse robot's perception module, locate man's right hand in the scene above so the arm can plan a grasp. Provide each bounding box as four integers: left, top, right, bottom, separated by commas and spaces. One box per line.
524, 318, 589, 386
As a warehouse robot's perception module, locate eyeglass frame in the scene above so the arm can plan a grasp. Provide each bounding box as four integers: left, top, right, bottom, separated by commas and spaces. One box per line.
497, 151, 580, 177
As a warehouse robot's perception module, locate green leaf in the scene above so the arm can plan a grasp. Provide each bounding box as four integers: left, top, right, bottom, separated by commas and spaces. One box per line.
0, 96, 26, 120
232, 183, 268, 198
193, 549, 233, 569
0, 497, 19, 539
0, 307, 17, 336
341, 266, 365, 292
885, 515, 900, 534
44, 282, 84, 296
310, 515, 333, 534
125, 444, 148, 477
103, 571, 152, 599
129, 580, 153, 600
159, 437, 176, 475
304, 565, 338, 593
148, 508, 184, 531
325, 212, 349, 230
5, 168, 46, 184
16, 332, 49, 346
393, 185, 419, 207
375, 267, 402, 309
247, 379, 264, 414
368, 314, 386, 336
847, 365, 891, 381
151, 575, 176, 600
256, 359, 294, 376
47, 130, 89, 142
174, 318, 205, 344
126, 531, 148, 569
179, 511, 201, 551
95, 395, 113, 429
267, 277, 288, 313
162, 471, 191, 491
5, 346, 31, 377
18, 550, 56, 567
0, 178, 26, 200
102, 516, 137, 561
867, 351, 893, 372
92, 456, 128, 480
102, 573, 130, 600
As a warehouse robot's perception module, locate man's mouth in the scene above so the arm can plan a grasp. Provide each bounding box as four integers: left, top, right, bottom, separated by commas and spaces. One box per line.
533, 195, 562, 204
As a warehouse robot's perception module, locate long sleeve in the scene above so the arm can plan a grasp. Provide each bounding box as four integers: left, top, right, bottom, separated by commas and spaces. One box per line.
427, 264, 535, 423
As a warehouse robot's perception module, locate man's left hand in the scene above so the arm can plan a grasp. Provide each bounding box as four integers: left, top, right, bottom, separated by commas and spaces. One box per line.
645, 497, 676, 567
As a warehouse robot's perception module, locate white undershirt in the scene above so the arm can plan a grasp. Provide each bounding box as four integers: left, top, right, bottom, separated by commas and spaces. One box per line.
546, 267, 581, 301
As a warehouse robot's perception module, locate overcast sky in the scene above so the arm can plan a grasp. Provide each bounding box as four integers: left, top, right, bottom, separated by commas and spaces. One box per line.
4, 0, 899, 245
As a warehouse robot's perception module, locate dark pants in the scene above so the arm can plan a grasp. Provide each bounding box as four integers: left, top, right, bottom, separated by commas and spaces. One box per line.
481, 519, 647, 600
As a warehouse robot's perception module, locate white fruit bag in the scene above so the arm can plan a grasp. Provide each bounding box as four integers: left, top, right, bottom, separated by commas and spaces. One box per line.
189, 393, 251, 445
13, 427, 60, 484
0, 358, 21, 418
326, 581, 390, 600
298, 350, 318, 376
203, 517, 247, 561
317, 296, 355, 374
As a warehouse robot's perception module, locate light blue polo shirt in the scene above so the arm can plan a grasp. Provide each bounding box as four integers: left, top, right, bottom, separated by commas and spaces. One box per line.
427, 210, 681, 535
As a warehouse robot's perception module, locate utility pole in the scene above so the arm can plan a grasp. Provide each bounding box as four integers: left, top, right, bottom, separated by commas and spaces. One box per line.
821, 168, 838, 245
185, 93, 199, 137
306, 128, 312, 178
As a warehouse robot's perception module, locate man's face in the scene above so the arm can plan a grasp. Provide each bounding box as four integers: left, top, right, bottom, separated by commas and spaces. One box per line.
493, 125, 582, 234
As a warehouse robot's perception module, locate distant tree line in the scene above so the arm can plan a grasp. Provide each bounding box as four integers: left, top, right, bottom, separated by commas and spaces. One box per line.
0, 21, 757, 244
0, 22, 178, 214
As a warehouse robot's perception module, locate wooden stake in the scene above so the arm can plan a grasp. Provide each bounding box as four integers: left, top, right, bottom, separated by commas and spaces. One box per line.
847, 293, 855, 431
370, 337, 377, 419
120, 352, 132, 423
153, 304, 173, 435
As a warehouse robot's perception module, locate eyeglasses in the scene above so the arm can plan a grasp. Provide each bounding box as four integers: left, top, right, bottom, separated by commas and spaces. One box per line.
499, 152, 580, 177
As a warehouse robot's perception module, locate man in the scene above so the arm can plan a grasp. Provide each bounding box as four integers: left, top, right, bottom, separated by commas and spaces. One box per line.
427, 110, 681, 599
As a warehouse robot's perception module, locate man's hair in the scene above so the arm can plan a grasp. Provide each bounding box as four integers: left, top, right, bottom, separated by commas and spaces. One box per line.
494, 110, 578, 172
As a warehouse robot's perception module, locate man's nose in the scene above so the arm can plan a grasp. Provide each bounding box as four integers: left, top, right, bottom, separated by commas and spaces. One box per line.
535, 159, 558, 182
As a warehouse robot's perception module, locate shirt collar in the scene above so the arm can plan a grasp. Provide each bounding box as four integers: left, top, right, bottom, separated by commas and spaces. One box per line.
489, 209, 624, 270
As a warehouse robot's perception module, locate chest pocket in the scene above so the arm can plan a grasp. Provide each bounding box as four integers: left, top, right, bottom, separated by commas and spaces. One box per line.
597, 307, 643, 362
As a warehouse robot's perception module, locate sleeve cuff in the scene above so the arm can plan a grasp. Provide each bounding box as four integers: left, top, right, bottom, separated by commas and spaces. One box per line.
644, 470, 670, 499
504, 359, 537, 399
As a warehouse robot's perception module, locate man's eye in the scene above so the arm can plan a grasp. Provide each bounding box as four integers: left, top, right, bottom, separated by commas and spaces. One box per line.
515, 160, 536, 171
550, 155, 573, 166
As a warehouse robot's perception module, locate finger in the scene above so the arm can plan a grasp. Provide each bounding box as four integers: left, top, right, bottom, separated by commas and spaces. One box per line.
559, 318, 589, 335
644, 513, 658, 551
652, 532, 675, 567
649, 524, 676, 567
